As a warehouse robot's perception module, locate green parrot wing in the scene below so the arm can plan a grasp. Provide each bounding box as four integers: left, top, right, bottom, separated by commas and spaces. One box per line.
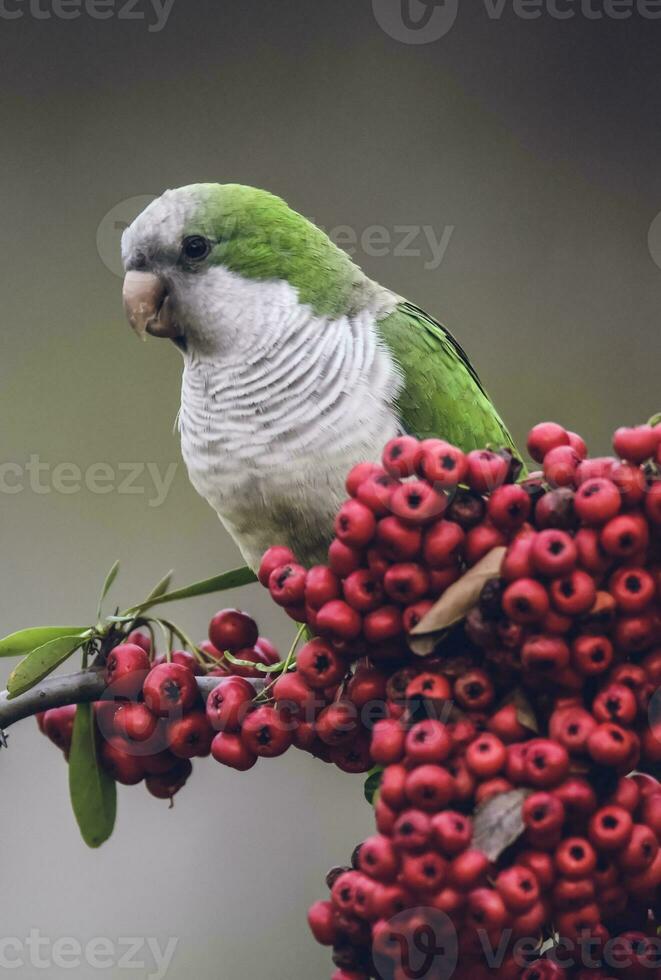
377, 300, 518, 454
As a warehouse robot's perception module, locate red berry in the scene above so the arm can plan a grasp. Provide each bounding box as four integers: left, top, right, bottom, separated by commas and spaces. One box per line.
488, 484, 532, 532
402, 600, 434, 632
328, 539, 363, 577
307, 900, 337, 946
268, 563, 308, 607
592, 683, 638, 726
316, 600, 362, 640
405, 765, 454, 813
168, 711, 213, 759
370, 719, 406, 765
613, 424, 659, 463
258, 545, 296, 587
467, 887, 508, 931
315, 701, 358, 747
209, 609, 259, 652
241, 705, 292, 758
465, 733, 507, 778
521, 634, 570, 673
375, 516, 422, 561
355, 471, 398, 516
600, 513, 649, 557
554, 837, 597, 879
305, 566, 341, 610
549, 706, 596, 753
211, 731, 257, 770
587, 722, 636, 767
588, 805, 633, 852
401, 850, 448, 892
405, 720, 452, 765
543, 446, 581, 488
383, 562, 429, 604
503, 579, 550, 625
448, 849, 490, 890
415, 439, 467, 489
126, 629, 151, 654
571, 634, 613, 676
382, 435, 421, 477
431, 811, 472, 856
423, 519, 465, 569
359, 834, 400, 882
114, 703, 160, 744
466, 450, 509, 493
502, 534, 534, 581
574, 478, 622, 525
296, 638, 347, 689
531, 529, 578, 577
454, 670, 494, 711
524, 739, 569, 788
496, 865, 539, 913
42, 705, 76, 753
464, 522, 507, 565
609, 567, 656, 613
206, 676, 255, 732
334, 499, 377, 547
567, 431, 588, 458
346, 461, 383, 497
390, 480, 447, 525
145, 758, 192, 799
105, 643, 150, 698
100, 738, 144, 785
522, 791, 565, 837
363, 605, 403, 644
143, 663, 198, 718
527, 422, 570, 463
549, 569, 596, 616
392, 809, 432, 850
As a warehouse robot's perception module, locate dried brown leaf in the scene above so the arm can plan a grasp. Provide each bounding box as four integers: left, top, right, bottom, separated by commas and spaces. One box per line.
407, 547, 506, 657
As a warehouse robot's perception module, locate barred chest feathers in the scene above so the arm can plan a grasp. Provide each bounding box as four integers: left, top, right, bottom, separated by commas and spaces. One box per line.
177, 276, 403, 569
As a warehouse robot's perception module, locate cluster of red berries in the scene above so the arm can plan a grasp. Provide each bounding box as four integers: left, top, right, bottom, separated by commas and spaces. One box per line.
259, 438, 528, 649
37, 612, 281, 799
300, 420, 661, 978
309, 660, 661, 979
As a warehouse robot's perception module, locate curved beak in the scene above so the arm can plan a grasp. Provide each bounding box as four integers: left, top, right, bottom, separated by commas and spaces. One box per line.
122, 271, 182, 341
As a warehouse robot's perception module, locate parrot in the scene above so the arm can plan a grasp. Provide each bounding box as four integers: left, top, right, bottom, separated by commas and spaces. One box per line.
121, 183, 517, 570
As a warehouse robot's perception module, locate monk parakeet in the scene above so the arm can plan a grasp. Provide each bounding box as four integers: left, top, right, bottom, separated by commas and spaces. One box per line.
122, 184, 516, 569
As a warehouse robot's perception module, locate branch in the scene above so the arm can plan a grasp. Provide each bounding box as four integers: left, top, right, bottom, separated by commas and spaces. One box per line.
0, 669, 257, 733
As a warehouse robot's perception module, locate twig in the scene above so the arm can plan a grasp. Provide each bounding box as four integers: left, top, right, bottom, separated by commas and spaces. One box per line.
0, 669, 260, 735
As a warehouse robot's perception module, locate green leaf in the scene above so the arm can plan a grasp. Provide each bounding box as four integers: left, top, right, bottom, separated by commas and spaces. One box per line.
0, 626, 87, 659
130, 565, 257, 611
69, 703, 117, 848
144, 569, 174, 603
223, 651, 284, 674
7, 635, 87, 698
364, 766, 383, 806
97, 560, 120, 619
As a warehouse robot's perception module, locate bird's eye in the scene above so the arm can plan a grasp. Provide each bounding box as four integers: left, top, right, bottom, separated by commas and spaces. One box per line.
181, 236, 211, 262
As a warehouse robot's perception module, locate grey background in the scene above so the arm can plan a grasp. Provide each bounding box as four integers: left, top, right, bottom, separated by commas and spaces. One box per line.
1, 1, 660, 977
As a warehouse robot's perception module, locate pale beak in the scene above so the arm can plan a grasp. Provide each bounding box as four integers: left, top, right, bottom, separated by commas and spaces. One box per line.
122, 271, 182, 340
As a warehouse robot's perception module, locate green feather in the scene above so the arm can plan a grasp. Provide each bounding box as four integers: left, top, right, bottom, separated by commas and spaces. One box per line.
378, 301, 518, 454
187, 184, 377, 319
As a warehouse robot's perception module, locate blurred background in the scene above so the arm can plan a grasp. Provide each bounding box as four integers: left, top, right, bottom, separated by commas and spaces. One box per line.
1, 1, 660, 976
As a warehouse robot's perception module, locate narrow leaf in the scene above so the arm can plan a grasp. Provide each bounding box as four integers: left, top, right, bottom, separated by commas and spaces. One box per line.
131, 565, 256, 611
7, 635, 87, 698
510, 688, 539, 734
144, 569, 174, 603
408, 547, 506, 656
224, 651, 284, 673
472, 788, 530, 861
364, 766, 383, 806
69, 703, 117, 848
97, 560, 120, 618
0, 626, 87, 659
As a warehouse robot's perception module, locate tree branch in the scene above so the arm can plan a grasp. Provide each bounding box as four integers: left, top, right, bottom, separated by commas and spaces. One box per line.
0, 669, 257, 733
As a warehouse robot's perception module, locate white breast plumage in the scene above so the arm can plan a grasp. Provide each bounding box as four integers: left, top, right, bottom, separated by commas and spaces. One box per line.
177, 269, 402, 568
